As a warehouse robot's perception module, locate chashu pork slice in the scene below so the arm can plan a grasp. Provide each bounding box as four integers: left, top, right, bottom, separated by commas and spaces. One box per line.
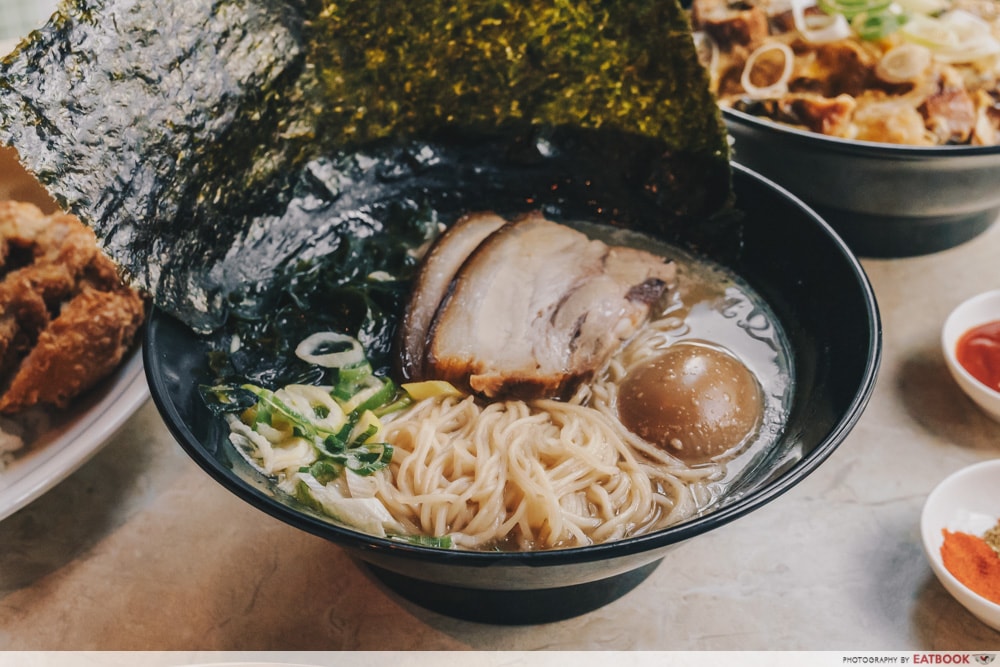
423, 212, 676, 399
396, 211, 507, 381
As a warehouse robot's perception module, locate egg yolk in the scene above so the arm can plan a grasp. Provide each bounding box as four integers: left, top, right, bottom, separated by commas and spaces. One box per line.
617, 342, 764, 464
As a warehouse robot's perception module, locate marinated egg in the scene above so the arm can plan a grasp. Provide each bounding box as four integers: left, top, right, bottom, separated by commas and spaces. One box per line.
618, 342, 764, 464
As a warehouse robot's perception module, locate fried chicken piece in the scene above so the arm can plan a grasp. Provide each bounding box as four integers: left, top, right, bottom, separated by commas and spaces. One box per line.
0, 201, 99, 302
0, 285, 144, 412
0, 200, 146, 414
0, 288, 49, 379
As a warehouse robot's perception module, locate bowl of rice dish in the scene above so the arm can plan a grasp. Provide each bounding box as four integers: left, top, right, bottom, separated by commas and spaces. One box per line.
692, 0, 1000, 257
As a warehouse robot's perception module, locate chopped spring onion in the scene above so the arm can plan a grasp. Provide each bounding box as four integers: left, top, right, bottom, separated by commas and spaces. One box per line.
741, 42, 795, 99
295, 331, 365, 368
812, 0, 912, 41
337, 373, 397, 413
391, 534, 454, 548
792, 0, 853, 42
206, 329, 463, 545
242, 385, 324, 438
875, 42, 932, 82
818, 0, 891, 20
279, 384, 347, 433
348, 409, 384, 446
851, 7, 909, 40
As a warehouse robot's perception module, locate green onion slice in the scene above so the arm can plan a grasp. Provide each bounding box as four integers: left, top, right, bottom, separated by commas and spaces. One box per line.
295, 331, 365, 368
819, 0, 891, 19
852, 8, 909, 40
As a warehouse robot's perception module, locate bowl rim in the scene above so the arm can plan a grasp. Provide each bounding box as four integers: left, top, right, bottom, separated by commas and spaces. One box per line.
723, 107, 1000, 159
920, 459, 1000, 617
941, 289, 1000, 402
143, 164, 883, 567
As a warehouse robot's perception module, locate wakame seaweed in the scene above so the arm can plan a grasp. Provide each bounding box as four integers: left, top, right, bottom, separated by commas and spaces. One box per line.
0, 0, 731, 333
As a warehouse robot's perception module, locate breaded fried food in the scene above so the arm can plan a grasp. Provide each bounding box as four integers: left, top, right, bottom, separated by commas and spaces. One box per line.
0, 201, 145, 414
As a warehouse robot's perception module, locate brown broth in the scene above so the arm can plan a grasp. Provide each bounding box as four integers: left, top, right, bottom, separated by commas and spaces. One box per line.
575, 221, 795, 516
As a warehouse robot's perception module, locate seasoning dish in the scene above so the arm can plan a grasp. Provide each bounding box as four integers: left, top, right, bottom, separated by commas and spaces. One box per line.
723, 109, 1000, 258
145, 163, 881, 625
920, 459, 1000, 632
942, 290, 1000, 423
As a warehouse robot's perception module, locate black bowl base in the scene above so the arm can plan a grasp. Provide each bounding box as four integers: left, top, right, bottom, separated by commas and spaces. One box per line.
363, 558, 663, 625
814, 205, 998, 258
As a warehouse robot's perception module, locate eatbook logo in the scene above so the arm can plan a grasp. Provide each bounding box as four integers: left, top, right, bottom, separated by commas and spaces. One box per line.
911, 656, 997, 665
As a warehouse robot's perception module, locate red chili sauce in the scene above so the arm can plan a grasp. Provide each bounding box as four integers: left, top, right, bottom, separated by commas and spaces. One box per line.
956, 320, 1000, 392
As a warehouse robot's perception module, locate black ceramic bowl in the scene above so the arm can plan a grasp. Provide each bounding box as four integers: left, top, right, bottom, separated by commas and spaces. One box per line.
144, 157, 880, 625
724, 108, 1000, 258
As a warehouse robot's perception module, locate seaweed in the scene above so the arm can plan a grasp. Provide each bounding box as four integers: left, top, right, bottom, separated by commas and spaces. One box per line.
0, 0, 731, 333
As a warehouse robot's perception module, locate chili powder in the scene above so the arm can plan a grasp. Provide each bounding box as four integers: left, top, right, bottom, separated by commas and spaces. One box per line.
940, 528, 1000, 605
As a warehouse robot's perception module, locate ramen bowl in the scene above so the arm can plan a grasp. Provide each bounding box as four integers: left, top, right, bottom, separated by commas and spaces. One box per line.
145, 157, 881, 625
724, 108, 1000, 258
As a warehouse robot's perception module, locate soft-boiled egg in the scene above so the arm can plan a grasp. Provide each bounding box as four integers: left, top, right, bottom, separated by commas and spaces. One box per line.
617, 341, 763, 464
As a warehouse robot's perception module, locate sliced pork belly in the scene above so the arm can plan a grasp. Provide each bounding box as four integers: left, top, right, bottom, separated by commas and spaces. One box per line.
396, 211, 507, 381
414, 212, 675, 399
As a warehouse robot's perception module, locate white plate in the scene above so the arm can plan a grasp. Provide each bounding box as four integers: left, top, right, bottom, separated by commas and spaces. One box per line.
0, 143, 146, 521
0, 346, 148, 521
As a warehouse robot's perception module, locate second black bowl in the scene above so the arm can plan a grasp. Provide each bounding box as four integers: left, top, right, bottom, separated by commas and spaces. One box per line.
725, 108, 1000, 258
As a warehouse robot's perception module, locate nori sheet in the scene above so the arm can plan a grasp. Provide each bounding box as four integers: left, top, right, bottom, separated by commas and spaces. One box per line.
0, 0, 731, 332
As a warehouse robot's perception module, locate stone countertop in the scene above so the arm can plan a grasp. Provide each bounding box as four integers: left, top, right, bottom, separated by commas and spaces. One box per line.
1, 222, 999, 651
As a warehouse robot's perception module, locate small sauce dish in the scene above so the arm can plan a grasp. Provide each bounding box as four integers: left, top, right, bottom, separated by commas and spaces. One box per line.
921, 459, 1000, 632
942, 289, 1000, 422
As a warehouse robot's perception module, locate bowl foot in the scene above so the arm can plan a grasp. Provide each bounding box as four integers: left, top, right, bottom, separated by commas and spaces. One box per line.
363, 558, 663, 625
815, 206, 998, 258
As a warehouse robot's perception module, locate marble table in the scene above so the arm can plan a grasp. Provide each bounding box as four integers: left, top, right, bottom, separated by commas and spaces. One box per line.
1, 220, 999, 651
